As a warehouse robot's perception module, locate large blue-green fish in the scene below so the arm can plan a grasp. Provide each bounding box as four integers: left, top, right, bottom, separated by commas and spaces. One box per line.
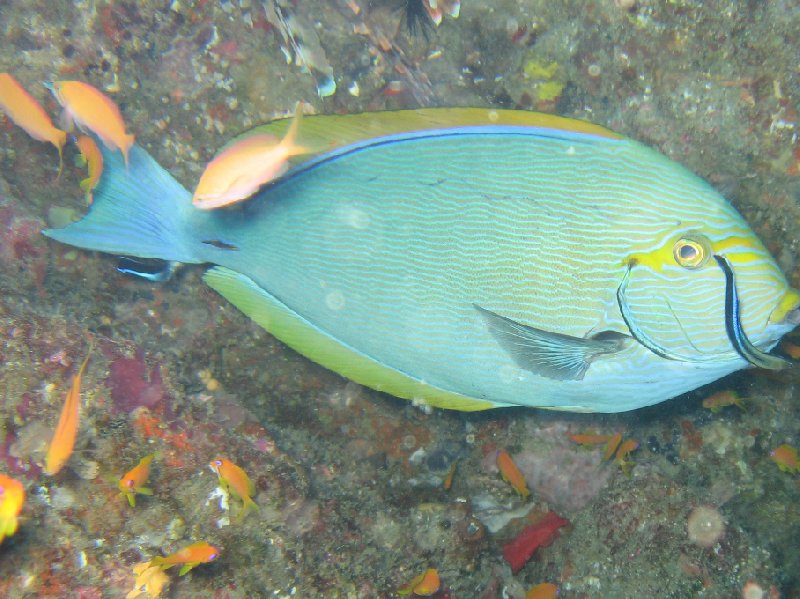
44, 108, 800, 412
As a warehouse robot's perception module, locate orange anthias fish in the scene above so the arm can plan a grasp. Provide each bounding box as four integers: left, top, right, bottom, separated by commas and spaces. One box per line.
0, 72, 67, 175
75, 135, 104, 205
48, 80, 134, 168
209, 457, 258, 521
770, 444, 800, 474
496, 450, 530, 499
614, 439, 639, 476
568, 433, 611, 446
526, 582, 559, 599
602, 432, 623, 461
119, 453, 157, 507
702, 390, 746, 413
0, 473, 25, 544
150, 541, 220, 576
192, 102, 312, 210
397, 568, 441, 596
44, 350, 91, 475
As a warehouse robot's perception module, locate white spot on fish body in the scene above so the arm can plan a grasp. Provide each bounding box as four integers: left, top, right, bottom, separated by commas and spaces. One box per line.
566, 145, 577, 156
325, 290, 346, 311
343, 207, 370, 229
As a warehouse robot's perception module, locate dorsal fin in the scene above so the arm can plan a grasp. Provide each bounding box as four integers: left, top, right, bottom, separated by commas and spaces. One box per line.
227, 107, 622, 170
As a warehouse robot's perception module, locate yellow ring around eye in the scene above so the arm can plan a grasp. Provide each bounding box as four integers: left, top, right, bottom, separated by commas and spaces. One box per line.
673, 236, 710, 269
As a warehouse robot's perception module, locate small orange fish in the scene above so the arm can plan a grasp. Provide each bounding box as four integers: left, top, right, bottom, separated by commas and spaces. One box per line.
496, 450, 530, 499
44, 349, 91, 476
0, 473, 25, 544
74, 135, 103, 205
0, 72, 67, 175
129, 561, 170, 599
442, 461, 457, 491
702, 390, 745, 413
603, 432, 623, 461
780, 340, 800, 359
526, 582, 559, 599
118, 453, 157, 507
209, 457, 258, 521
48, 80, 134, 168
192, 102, 312, 210
614, 439, 639, 476
770, 444, 800, 474
150, 541, 220, 576
397, 568, 441, 596
569, 433, 611, 446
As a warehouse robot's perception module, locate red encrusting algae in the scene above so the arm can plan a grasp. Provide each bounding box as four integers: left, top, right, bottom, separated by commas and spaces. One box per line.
502, 511, 570, 573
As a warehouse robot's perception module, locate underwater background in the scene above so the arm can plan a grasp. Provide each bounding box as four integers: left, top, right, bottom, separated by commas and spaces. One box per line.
1, 1, 800, 597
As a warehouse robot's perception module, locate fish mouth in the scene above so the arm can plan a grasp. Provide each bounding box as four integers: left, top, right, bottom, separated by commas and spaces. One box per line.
712, 254, 790, 370
617, 256, 790, 370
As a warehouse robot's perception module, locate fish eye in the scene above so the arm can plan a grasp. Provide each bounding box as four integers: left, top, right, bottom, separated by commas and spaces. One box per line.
214, 460, 223, 467
673, 235, 710, 269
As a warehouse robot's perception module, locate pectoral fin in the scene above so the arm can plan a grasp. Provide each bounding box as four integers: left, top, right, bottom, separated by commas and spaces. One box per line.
475, 304, 630, 381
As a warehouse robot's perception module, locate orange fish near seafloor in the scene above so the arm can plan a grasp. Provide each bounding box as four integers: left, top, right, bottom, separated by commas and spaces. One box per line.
74, 135, 104, 205
0, 72, 67, 175
150, 541, 221, 576
770, 444, 800, 474
397, 568, 441, 596
192, 102, 312, 210
0, 473, 25, 544
603, 431, 623, 461
526, 582, 559, 599
44, 349, 91, 476
496, 450, 530, 499
47, 80, 134, 168
614, 439, 639, 476
118, 453, 157, 507
209, 457, 258, 521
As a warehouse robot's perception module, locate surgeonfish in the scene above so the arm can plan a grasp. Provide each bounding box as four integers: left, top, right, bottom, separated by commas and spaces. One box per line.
43, 108, 800, 413
47, 80, 134, 168
0, 72, 67, 175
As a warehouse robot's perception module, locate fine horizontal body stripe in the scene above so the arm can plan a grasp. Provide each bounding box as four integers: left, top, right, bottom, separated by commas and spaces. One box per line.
44, 108, 799, 412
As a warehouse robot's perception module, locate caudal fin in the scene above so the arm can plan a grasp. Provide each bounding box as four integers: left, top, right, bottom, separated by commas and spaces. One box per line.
43, 141, 200, 264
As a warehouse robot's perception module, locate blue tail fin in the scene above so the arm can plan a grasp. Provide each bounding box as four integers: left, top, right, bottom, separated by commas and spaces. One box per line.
43, 142, 200, 264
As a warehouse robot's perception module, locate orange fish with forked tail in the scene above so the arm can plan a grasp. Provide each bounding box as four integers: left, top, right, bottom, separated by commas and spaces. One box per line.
0, 72, 67, 175
192, 102, 312, 210
0, 473, 25, 544
150, 541, 220, 576
47, 80, 134, 168
496, 450, 530, 498
44, 349, 91, 476
118, 453, 158, 507
74, 135, 104, 204
209, 457, 258, 521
